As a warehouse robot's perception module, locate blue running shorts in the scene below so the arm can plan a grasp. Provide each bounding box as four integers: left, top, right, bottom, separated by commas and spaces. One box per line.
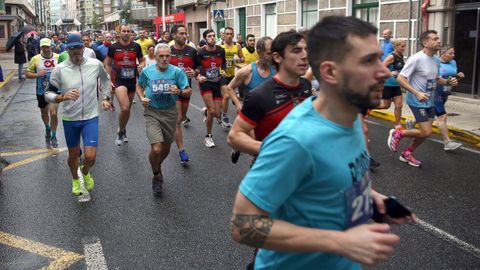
63, 117, 99, 148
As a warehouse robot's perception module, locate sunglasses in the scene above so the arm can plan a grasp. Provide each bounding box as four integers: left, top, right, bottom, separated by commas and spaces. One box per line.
121, 30, 131, 33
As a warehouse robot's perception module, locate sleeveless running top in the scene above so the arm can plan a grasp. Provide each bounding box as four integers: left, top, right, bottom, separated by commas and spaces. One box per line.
246, 62, 276, 92
221, 43, 239, 77
385, 52, 405, 87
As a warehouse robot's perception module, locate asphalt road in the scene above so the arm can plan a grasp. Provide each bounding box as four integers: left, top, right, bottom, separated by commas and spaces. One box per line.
0, 78, 479, 269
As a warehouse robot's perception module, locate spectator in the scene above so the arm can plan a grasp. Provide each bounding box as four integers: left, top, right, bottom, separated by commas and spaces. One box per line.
14, 35, 27, 80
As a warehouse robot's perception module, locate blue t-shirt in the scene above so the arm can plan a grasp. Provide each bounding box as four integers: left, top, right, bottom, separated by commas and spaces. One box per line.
240, 97, 372, 270
138, 64, 189, 109
381, 39, 394, 61
434, 58, 457, 102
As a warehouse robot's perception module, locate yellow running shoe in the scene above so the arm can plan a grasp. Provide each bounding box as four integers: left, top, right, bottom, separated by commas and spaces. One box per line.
83, 172, 94, 191
72, 179, 82, 196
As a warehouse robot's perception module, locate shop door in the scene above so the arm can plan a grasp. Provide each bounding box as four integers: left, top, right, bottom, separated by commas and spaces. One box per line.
454, 6, 480, 96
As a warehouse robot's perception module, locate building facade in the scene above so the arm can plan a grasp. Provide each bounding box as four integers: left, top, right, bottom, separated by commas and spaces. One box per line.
0, 0, 36, 51
223, 0, 479, 96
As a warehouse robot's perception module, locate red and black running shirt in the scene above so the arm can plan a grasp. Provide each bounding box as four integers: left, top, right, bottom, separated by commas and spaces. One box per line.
196, 46, 226, 84
170, 45, 199, 86
107, 42, 143, 83
239, 76, 312, 141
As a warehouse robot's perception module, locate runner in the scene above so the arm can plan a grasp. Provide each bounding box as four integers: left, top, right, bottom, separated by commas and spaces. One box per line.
225, 36, 275, 163
104, 24, 144, 146
434, 45, 464, 151
377, 39, 405, 130
136, 43, 191, 195
195, 29, 226, 148
45, 33, 113, 196
144, 44, 157, 67
242, 34, 258, 65
227, 30, 311, 163
25, 38, 60, 148
220, 27, 245, 129
230, 17, 416, 270
169, 24, 199, 163
389, 30, 458, 167
136, 30, 155, 57
58, 32, 97, 63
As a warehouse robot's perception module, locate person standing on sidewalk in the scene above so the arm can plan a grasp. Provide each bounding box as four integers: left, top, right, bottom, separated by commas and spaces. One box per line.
136, 43, 191, 195
388, 30, 458, 167
14, 36, 27, 80
434, 45, 464, 151
25, 38, 60, 148
45, 34, 113, 196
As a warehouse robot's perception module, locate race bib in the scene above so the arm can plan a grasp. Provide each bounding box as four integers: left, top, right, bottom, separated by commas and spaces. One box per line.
345, 177, 373, 228
151, 79, 172, 95
120, 68, 135, 79
206, 68, 220, 80
426, 79, 436, 93
226, 59, 233, 68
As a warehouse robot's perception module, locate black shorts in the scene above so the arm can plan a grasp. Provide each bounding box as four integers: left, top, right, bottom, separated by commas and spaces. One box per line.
382, 86, 402, 100
177, 95, 190, 104
200, 82, 222, 101
114, 79, 136, 92
37, 94, 48, 108
221, 76, 234, 86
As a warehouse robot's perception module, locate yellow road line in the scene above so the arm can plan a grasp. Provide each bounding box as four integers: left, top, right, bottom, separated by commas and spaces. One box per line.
2, 148, 67, 172
0, 148, 52, 157
0, 231, 84, 269
0, 70, 16, 89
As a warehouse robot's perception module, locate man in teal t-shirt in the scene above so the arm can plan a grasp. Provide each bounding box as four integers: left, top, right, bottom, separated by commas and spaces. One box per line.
230, 16, 416, 270
136, 43, 191, 196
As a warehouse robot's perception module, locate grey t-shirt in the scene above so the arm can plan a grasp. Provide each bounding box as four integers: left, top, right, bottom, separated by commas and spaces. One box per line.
400, 51, 439, 108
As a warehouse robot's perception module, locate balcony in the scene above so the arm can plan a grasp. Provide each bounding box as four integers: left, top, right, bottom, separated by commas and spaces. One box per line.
174, 0, 196, 7
6, 0, 36, 17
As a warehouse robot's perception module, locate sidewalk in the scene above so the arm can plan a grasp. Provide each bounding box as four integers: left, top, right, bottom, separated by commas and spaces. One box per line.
0, 50, 479, 146
370, 93, 480, 146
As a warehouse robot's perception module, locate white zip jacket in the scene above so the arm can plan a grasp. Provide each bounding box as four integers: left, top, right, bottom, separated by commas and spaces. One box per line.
45, 57, 111, 121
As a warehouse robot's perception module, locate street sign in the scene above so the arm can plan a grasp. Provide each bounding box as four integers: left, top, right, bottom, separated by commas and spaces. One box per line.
213, 10, 225, 22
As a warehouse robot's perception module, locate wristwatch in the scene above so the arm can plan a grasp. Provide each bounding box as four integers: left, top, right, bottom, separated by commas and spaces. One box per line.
102, 96, 110, 102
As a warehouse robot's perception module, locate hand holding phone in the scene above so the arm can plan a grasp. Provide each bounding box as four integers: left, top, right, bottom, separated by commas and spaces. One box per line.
372, 196, 412, 223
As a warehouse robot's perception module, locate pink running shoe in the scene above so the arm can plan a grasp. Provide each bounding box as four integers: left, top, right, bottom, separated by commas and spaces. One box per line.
399, 151, 422, 167
387, 129, 402, 152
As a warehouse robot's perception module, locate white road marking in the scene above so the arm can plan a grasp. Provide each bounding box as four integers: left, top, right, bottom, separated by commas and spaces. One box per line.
82, 237, 108, 270
365, 119, 480, 155
416, 218, 480, 259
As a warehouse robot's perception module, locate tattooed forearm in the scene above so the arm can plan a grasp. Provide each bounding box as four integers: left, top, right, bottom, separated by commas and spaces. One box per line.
230, 214, 273, 248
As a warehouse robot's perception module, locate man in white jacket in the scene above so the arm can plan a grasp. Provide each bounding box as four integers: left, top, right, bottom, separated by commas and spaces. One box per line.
45, 34, 113, 196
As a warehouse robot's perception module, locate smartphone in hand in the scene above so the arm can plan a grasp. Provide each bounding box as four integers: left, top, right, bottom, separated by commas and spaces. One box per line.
372, 196, 412, 223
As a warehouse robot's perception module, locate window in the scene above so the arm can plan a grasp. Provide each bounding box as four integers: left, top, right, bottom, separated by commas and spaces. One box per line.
352, 0, 379, 26
237, 8, 246, 40
301, 0, 317, 29
0, 25, 5, 39
264, 3, 276, 37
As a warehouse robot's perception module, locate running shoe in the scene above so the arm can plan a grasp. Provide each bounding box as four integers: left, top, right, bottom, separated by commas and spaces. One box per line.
444, 140, 462, 151
50, 137, 58, 148
115, 130, 125, 146
82, 170, 94, 191
394, 125, 405, 132
387, 129, 402, 152
221, 115, 232, 129
152, 175, 163, 195
45, 127, 51, 141
123, 130, 128, 143
231, 149, 241, 164
181, 117, 191, 126
179, 149, 190, 164
406, 119, 415, 130
216, 117, 222, 125
201, 107, 207, 122
72, 178, 82, 196
204, 134, 215, 148
399, 151, 422, 167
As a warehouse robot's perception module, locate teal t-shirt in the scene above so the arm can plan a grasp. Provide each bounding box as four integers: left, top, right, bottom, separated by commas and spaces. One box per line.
240, 97, 372, 270
138, 64, 189, 109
